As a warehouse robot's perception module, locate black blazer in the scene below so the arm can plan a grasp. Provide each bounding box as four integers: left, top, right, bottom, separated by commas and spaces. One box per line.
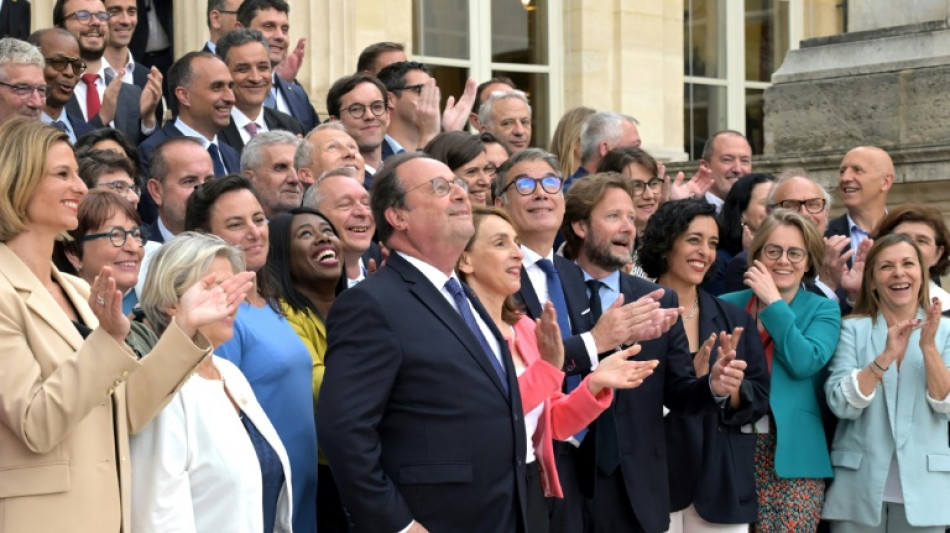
218, 107, 305, 154
144, 220, 164, 244
515, 255, 592, 375
317, 253, 528, 533
66, 75, 149, 145
665, 289, 770, 524
0, 0, 30, 40
273, 75, 320, 133
581, 273, 722, 533
129, 0, 173, 61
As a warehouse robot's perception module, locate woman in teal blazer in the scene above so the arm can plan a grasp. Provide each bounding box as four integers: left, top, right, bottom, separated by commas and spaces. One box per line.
720, 210, 841, 532
823, 234, 950, 532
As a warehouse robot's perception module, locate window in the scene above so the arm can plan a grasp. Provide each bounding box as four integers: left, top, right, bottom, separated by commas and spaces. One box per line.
413, 0, 562, 146
683, 0, 801, 159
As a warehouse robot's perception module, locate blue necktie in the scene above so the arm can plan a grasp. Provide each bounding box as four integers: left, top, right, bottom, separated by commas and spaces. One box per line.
538, 259, 589, 442
264, 88, 277, 110
51, 120, 67, 132
587, 278, 620, 473
445, 278, 508, 395
207, 143, 227, 176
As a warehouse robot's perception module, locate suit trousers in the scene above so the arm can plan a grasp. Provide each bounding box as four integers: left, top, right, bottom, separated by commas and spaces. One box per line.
829, 503, 945, 533
667, 505, 748, 533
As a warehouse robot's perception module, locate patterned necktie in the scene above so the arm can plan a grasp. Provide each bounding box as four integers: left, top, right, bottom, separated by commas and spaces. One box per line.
80, 73, 100, 118
444, 278, 508, 395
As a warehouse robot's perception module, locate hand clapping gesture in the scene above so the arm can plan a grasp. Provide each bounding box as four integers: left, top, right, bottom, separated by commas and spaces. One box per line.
587, 344, 659, 395
90, 266, 131, 344
535, 302, 564, 370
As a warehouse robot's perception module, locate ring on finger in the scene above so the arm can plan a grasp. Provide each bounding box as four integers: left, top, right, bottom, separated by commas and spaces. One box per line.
97, 294, 105, 306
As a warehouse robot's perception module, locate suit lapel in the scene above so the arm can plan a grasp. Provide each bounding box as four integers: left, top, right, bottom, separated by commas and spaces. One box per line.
389, 255, 511, 399
554, 256, 587, 336
697, 290, 724, 370
219, 119, 245, 152
515, 266, 543, 319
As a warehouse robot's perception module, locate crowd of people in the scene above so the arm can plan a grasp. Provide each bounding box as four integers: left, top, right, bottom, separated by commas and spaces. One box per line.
0, 1, 949, 532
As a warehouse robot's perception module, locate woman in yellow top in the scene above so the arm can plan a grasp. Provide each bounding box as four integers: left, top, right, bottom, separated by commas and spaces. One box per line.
265, 205, 348, 532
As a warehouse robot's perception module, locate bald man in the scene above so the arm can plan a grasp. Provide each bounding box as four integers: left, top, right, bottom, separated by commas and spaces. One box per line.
826, 146, 894, 258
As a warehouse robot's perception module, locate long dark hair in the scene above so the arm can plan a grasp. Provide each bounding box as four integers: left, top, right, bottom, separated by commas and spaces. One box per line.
718, 173, 774, 256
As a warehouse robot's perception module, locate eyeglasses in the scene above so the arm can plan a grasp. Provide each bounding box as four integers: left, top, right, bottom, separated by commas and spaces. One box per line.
216, 9, 238, 14
391, 83, 424, 96
460, 163, 498, 180
0, 81, 49, 99
81, 226, 146, 248
63, 10, 111, 23
762, 243, 807, 263
630, 178, 663, 197
502, 174, 563, 196
44, 55, 87, 74
344, 100, 387, 119
769, 198, 826, 214
98, 180, 140, 195
407, 176, 469, 197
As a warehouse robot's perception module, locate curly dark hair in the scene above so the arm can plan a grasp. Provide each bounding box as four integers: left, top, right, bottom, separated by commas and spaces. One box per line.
639, 198, 719, 281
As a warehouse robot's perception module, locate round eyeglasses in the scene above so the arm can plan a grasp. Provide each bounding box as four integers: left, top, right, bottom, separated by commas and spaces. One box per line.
761, 243, 807, 263
344, 100, 387, 119
81, 226, 146, 248
502, 175, 563, 196
630, 178, 663, 197
407, 176, 469, 197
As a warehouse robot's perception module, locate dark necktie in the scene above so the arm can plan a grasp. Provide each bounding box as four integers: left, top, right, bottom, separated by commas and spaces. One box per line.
445, 278, 508, 395
51, 120, 68, 132
587, 278, 620, 474
207, 143, 227, 176
80, 73, 101, 119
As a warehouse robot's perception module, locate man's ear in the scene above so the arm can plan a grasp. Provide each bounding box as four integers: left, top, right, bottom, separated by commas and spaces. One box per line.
147, 178, 164, 207
175, 86, 190, 109
385, 206, 408, 232
571, 219, 589, 241
457, 251, 474, 275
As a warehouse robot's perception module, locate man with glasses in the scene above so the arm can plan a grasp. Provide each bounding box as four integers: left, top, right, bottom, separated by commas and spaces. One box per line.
77, 148, 141, 209
54, 0, 160, 144
494, 148, 672, 533
318, 152, 530, 533
29, 29, 95, 141
327, 73, 392, 189
204, 0, 242, 54
0, 37, 49, 125
565, 111, 642, 191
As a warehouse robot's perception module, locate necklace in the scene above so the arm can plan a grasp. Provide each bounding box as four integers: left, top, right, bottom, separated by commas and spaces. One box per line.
684, 297, 699, 320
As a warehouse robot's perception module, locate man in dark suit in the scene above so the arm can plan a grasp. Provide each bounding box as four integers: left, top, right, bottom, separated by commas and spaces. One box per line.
318, 152, 528, 533
0, 0, 30, 40
203, 0, 242, 55
493, 148, 673, 533
102, 0, 164, 123
236, 0, 320, 133
327, 73, 391, 189
29, 29, 95, 142
56, 0, 160, 144
143, 136, 215, 242
826, 146, 893, 256
561, 172, 748, 533
128, 0, 172, 77
215, 28, 303, 154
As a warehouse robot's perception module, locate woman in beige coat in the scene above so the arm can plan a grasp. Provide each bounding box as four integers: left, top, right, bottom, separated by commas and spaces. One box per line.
0, 119, 253, 533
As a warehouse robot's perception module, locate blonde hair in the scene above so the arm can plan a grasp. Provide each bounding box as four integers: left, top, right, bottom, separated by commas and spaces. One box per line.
140, 232, 245, 334
850, 233, 930, 319
747, 210, 825, 283
549, 106, 595, 177
0, 119, 70, 241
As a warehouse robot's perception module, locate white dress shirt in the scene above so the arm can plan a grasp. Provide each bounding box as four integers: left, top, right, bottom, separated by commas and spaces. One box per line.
231, 107, 269, 146
102, 52, 136, 85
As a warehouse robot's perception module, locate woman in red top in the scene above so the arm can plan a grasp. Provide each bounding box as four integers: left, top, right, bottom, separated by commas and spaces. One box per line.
456, 206, 658, 533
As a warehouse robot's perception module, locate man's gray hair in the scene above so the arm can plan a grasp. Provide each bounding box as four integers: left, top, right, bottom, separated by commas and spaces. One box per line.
302, 167, 359, 209
478, 89, 532, 129
767, 168, 833, 212
579, 111, 639, 164
241, 130, 300, 171
295, 122, 348, 170
0, 38, 44, 79
492, 147, 560, 203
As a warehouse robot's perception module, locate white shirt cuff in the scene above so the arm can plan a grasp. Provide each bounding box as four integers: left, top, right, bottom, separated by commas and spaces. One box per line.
926, 389, 950, 413
397, 520, 415, 533
844, 368, 876, 408
581, 332, 599, 370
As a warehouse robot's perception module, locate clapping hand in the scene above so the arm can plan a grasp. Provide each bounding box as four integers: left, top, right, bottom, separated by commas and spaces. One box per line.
535, 302, 564, 370
413, 77, 442, 145
174, 271, 255, 339
588, 344, 659, 395
920, 297, 941, 350
664, 162, 713, 202
709, 336, 747, 397
841, 238, 873, 302
441, 77, 477, 132
90, 266, 131, 344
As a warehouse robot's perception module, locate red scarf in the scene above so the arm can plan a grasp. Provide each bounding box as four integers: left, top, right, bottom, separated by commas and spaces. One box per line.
746, 296, 774, 373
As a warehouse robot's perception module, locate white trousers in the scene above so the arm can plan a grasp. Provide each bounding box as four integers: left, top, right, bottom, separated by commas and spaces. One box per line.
666, 504, 749, 533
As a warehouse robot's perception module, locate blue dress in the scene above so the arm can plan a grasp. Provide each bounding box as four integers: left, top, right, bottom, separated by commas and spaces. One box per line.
217, 302, 318, 533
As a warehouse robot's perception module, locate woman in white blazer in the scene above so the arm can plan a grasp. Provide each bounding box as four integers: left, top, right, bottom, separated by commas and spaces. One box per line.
131, 232, 293, 533
824, 234, 950, 532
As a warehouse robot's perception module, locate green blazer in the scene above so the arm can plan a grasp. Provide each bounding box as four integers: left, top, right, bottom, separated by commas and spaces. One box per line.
720, 288, 840, 478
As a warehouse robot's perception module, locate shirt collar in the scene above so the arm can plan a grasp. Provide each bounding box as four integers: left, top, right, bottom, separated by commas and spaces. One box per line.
581, 268, 621, 294
102, 52, 135, 80
174, 117, 218, 146
521, 245, 554, 268
396, 251, 456, 291
231, 106, 263, 128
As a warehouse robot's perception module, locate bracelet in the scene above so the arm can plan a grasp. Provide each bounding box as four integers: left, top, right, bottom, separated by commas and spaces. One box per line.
871, 359, 889, 373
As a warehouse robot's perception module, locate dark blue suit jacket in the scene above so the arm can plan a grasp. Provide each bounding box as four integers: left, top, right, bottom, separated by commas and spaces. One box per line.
665, 289, 769, 524
136, 123, 240, 224
0, 0, 30, 40
515, 255, 593, 375
317, 253, 528, 533
144, 220, 164, 244
582, 273, 721, 533
66, 75, 149, 145
66, 111, 95, 140
273, 75, 320, 133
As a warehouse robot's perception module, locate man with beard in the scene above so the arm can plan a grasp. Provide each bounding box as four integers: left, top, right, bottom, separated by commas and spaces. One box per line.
101, 0, 164, 122
215, 28, 303, 155
700, 130, 752, 213
29, 29, 96, 141
54, 0, 160, 144
494, 148, 676, 533
0, 37, 47, 125
326, 73, 392, 189
562, 172, 748, 533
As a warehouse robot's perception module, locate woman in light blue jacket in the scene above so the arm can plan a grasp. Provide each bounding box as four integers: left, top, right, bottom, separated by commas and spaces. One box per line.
823, 233, 950, 532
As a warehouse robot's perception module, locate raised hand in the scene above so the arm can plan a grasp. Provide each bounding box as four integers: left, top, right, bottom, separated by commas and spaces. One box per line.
535, 302, 564, 369
99, 70, 124, 126
744, 259, 783, 306
139, 66, 162, 130
841, 237, 873, 302
881, 318, 921, 369
413, 77, 442, 146
920, 297, 942, 349
693, 333, 716, 377
441, 77, 477, 132
90, 266, 131, 344
666, 165, 713, 202
588, 344, 658, 394
275, 38, 306, 82
174, 271, 255, 339
367, 242, 390, 275
709, 346, 747, 397
820, 235, 851, 290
